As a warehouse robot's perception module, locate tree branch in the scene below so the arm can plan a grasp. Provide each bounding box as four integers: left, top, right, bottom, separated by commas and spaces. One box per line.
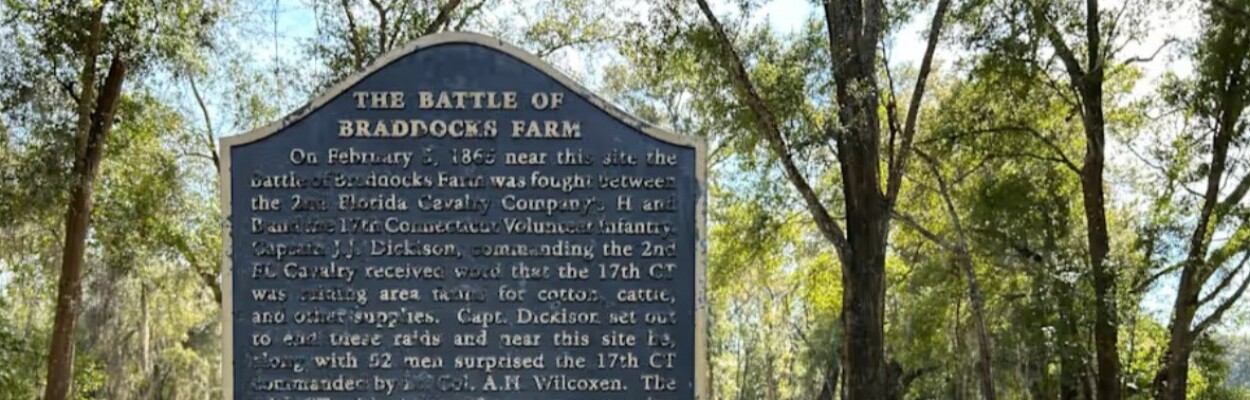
987, 151, 1081, 172
1184, 68, 1243, 287
1134, 261, 1183, 294
696, 0, 849, 261
1198, 253, 1250, 306
1020, 127, 1082, 174
1086, 0, 1102, 74
1122, 38, 1177, 65
1218, 172, 1250, 217
73, 4, 107, 160
166, 232, 222, 304
882, 42, 903, 173
367, 0, 389, 52
1121, 139, 1203, 198
178, 151, 219, 164
885, 0, 951, 207
1028, 1, 1086, 84
1206, 223, 1250, 270
982, 125, 1082, 173
914, 148, 972, 255
385, 0, 411, 50
422, 0, 464, 36
454, 0, 487, 31
1194, 252, 1250, 334
917, 125, 1082, 174
58, 79, 80, 106
952, 155, 995, 186
186, 74, 220, 173
891, 210, 959, 253
1212, 0, 1250, 21
340, 0, 368, 69
536, 35, 602, 58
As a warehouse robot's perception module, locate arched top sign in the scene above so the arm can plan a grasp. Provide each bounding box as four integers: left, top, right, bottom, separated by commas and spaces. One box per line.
220, 31, 706, 400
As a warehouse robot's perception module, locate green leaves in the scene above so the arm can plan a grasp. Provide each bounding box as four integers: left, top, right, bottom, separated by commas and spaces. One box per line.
0, 1, 1248, 399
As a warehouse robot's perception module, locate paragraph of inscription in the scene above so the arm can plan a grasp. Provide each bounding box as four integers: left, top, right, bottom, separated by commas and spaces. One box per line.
231, 87, 698, 400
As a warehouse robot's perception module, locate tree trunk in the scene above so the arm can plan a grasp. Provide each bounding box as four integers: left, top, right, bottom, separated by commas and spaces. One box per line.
1075, 2, 1121, 399
1157, 240, 1212, 400
957, 254, 996, 400
1157, 327, 1194, 400
141, 284, 151, 374
1081, 87, 1120, 400
918, 147, 998, 400
840, 361, 848, 400
886, 360, 905, 400
953, 297, 963, 400
43, 57, 127, 400
1056, 282, 1083, 400
837, 125, 889, 400
827, 0, 890, 392
816, 331, 842, 400
816, 358, 840, 400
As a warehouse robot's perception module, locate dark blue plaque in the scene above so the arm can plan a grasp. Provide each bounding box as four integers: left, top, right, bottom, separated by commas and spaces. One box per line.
220, 33, 707, 400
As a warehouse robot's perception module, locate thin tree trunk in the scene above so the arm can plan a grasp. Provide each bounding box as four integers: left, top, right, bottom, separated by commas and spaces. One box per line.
737, 314, 750, 400
914, 148, 997, 400
816, 354, 841, 400
141, 284, 151, 374
960, 254, 996, 400
1056, 283, 1082, 400
954, 297, 964, 400
840, 360, 848, 400
767, 347, 777, 400
44, 56, 128, 400
817, 315, 843, 400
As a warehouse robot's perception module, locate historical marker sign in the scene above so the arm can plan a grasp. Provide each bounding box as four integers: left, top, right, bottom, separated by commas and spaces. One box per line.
220, 33, 706, 400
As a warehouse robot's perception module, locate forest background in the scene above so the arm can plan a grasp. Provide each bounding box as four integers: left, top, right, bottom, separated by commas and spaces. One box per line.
0, 0, 1248, 399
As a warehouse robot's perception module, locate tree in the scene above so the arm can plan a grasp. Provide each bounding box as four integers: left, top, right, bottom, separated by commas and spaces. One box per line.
957, 0, 1169, 397
0, 1, 222, 398
3, 1, 1249, 399
693, 0, 950, 397
894, 146, 998, 400
890, 66, 1109, 399
1024, 3, 1120, 397
1147, 2, 1250, 397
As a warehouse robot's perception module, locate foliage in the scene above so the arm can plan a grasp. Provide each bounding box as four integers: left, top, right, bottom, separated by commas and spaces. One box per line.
0, 0, 1249, 399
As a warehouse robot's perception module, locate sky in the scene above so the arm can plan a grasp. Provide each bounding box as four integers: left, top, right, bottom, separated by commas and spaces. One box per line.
216, 0, 1243, 332
242, 0, 1194, 98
